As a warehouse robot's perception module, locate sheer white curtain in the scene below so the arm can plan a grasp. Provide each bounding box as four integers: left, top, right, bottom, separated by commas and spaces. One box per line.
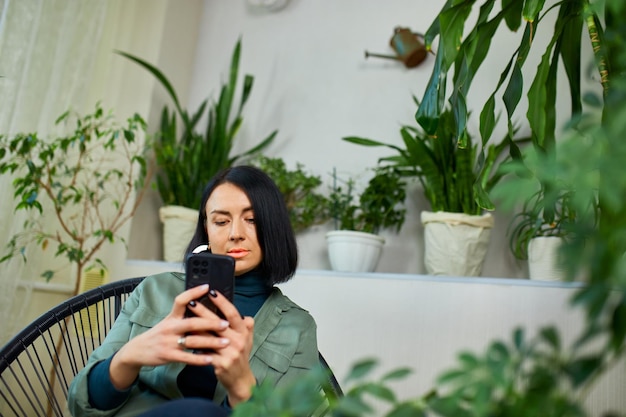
0, 0, 170, 344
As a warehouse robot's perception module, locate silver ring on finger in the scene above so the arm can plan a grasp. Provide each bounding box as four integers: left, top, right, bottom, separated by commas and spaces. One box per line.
177, 336, 187, 349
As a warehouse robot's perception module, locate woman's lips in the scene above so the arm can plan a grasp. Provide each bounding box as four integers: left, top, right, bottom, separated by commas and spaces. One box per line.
227, 249, 249, 259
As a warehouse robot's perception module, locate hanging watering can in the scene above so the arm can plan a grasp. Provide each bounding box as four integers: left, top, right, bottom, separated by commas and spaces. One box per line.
365, 27, 428, 68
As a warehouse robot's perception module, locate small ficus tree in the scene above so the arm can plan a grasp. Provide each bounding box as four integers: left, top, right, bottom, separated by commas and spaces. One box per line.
0, 103, 152, 296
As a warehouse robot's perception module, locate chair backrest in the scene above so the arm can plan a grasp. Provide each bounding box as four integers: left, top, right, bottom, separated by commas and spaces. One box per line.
0, 277, 342, 416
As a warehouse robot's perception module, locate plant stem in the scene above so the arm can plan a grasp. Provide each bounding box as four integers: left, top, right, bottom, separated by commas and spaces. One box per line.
584, 3, 609, 97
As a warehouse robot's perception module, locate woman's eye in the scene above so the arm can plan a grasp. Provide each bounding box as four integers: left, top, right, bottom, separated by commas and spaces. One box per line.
213, 220, 228, 226
246, 217, 255, 224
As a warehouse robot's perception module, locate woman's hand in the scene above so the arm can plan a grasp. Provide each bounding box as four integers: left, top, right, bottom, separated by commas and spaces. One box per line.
108, 284, 230, 390
187, 289, 256, 407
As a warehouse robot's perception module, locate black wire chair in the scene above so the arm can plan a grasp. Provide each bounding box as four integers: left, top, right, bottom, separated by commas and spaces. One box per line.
0, 277, 342, 416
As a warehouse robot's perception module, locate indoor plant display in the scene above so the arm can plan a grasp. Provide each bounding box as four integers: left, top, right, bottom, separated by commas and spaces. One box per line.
252, 155, 329, 233
325, 166, 406, 273
236, 0, 626, 414
116, 38, 277, 262
409, 0, 610, 279
0, 103, 152, 295
344, 104, 524, 276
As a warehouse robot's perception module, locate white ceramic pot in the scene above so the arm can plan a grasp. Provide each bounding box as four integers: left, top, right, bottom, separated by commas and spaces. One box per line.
528, 236, 565, 281
159, 205, 198, 263
326, 230, 385, 273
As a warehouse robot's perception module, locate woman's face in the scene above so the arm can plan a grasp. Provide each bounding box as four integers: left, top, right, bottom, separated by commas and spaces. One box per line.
205, 183, 263, 276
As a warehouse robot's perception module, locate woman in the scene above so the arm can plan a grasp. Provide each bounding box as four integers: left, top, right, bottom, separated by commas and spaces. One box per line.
68, 166, 318, 416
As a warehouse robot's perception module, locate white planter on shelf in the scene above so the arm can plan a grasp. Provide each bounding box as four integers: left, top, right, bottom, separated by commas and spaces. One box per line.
159, 205, 198, 263
326, 230, 385, 273
421, 211, 494, 277
528, 236, 565, 281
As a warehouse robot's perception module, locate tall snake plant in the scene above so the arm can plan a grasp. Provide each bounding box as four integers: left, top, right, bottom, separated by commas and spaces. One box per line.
115, 38, 276, 210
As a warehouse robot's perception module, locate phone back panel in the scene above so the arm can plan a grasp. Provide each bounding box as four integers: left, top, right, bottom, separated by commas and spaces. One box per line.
185, 252, 235, 318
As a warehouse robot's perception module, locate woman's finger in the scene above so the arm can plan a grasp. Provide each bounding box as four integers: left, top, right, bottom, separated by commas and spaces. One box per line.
181, 315, 229, 334
205, 289, 246, 329
181, 333, 230, 352
171, 284, 209, 317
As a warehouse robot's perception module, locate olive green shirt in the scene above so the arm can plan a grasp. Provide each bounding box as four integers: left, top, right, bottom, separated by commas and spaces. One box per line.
67, 272, 318, 417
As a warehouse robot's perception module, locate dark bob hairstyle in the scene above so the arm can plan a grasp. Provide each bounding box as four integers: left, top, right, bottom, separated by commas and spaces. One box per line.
184, 165, 298, 285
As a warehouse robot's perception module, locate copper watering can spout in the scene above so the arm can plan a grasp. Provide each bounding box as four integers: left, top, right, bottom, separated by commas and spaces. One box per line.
365, 27, 428, 68
364, 50, 402, 62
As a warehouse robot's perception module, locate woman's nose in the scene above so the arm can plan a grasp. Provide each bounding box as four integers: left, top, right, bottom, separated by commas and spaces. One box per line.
229, 221, 244, 241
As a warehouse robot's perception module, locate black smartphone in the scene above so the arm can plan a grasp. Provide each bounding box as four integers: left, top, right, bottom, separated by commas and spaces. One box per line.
184, 252, 235, 319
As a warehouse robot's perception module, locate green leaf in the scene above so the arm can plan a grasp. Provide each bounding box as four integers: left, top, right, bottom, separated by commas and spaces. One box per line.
610, 300, 626, 350
523, 0, 546, 23
429, 396, 474, 417
526, 46, 552, 148
381, 367, 412, 382
423, 0, 449, 49
502, 0, 524, 31
114, 50, 185, 120
231, 130, 277, 163
503, 62, 524, 119
473, 181, 495, 210
336, 395, 373, 416
571, 284, 610, 322
558, 2, 583, 115
438, 369, 468, 384
41, 270, 54, 282
564, 355, 602, 388
342, 136, 405, 153
458, 352, 479, 368
386, 402, 427, 417
480, 93, 496, 146
359, 382, 397, 403
452, 91, 468, 146
488, 341, 509, 362
513, 327, 525, 350
438, 1, 474, 69
54, 110, 70, 125
415, 48, 445, 134
345, 358, 378, 382
539, 326, 560, 350
451, 0, 498, 93
583, 91, 602, 107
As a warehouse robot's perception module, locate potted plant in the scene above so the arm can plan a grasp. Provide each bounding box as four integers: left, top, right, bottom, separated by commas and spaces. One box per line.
0, 103, 152, 296
508, 189, 576, 281
115, 38, 277, 262
325, 165, 406, 273
344, 103, 526, 276
251, 155, 330, 233
495, 144, 599, 281
0, 103, 153, 407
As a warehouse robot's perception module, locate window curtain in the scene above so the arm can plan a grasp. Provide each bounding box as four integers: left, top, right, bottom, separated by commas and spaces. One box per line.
0, 0, 169, 344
